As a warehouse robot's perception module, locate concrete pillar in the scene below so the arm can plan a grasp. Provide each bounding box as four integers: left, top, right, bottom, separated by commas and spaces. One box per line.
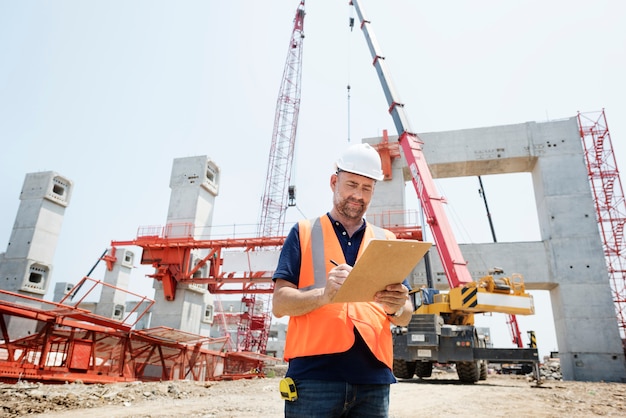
149, 156, 219, 336
94, 247, 134, 320
529, 120, 624, 381
0, 171, 72, 338
166, 155, 220, 238
364, 137, 406, 228
0, 171, 72, 296
52, 281, 75, 303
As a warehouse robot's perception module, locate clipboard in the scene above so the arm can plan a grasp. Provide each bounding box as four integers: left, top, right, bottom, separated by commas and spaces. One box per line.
331, 239, 432, 303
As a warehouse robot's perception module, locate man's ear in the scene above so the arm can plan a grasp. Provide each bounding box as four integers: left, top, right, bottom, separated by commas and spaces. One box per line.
330, 173, 338, 191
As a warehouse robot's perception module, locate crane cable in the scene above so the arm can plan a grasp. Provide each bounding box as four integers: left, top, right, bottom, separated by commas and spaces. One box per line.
346, 4, 356, 143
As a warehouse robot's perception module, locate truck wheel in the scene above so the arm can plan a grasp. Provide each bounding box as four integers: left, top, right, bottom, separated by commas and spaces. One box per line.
393, 359, 416, 379
456, 361, 480, 383
415, 361, 433, 378
476, 332, 488, 380
521, 364, 533, 375
479, 361, 488, 380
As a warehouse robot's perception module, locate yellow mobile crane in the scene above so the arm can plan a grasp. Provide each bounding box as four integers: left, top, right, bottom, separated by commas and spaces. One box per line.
349, 0, 539, 383
397, 273, 538, 382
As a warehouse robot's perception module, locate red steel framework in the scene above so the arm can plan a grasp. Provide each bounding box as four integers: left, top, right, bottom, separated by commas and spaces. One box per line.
110, 215, 421, 358
0, 276, 276, 383
111, 218, 421, 300
111, 224, 285, 300
112, 223, 286, 358
578, 109, 626, 337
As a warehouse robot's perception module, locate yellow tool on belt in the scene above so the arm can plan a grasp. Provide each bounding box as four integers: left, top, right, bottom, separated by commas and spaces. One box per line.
279, 377, 297, 401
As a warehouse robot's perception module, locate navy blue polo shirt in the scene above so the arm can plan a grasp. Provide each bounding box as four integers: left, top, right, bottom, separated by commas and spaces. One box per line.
273, 213, 406, 384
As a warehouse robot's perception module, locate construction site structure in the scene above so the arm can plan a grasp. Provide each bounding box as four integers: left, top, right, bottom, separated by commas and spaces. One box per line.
578, 110, 626, 339
240, 0, 305, 357
0, 158, 280, 383
350, 0, 539, 383
366, 115, 626, 383
117, 154, 279, 366
258, 0, 305, 238
148, 155, 219, 338
93, 247, 134, 320
350, 0, 625, 382
478, 174, 526, 350
3, 110, 624, 383
0, 275, 267, 383
0, 172, 72, 298
2, 1, 625, 385
0, 172, 72, 339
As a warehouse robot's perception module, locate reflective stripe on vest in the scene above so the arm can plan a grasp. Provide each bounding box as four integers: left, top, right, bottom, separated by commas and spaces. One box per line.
283, 216, 396, 368
301, 217, 388, 291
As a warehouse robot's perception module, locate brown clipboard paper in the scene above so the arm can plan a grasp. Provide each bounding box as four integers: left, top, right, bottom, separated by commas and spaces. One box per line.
331, 239, 432, 303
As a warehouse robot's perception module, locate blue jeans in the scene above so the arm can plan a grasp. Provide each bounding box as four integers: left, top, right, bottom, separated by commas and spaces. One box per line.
284, 379, 390, 418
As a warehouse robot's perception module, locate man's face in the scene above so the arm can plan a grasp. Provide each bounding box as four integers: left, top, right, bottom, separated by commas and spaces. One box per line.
331, 171, 376, 221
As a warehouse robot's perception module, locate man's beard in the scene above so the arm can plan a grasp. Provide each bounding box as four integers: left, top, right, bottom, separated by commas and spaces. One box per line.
335, 196, 366, 220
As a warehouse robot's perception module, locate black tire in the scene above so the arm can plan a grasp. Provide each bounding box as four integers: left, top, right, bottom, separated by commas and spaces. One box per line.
479, 361, 488, 381
476, 332, 488, 381
521, 364, 533, 375
393, 359, 416, 379
415, 361, 433, 378
456, 361, 480, 383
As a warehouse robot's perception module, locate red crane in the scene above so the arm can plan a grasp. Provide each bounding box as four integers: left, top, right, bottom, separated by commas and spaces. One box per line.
258, 0, 305, 238
235, 0, 306, 355
350, 0, 472, 289
350, 1, 538, 381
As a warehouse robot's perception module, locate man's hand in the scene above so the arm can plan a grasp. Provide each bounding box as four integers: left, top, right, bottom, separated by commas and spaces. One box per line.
374, 283, 409, 315
322, 263, 352, 304
272, 263, 353, 318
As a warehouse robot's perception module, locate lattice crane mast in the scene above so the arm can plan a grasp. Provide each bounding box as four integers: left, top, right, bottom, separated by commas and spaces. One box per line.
258, 0, 305, 238
233, 1, 305, 355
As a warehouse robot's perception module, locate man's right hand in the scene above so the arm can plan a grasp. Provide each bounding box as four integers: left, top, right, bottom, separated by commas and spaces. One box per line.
324, 263, 352, 303
272, 263, 354, 318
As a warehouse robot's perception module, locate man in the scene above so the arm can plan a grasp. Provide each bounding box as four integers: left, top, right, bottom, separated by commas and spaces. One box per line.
272, 143, 414, 418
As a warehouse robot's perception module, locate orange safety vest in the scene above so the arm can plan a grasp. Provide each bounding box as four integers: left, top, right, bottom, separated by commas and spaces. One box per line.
283, 215, 397, 368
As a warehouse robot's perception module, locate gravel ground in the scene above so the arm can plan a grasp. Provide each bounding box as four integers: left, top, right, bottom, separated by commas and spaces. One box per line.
1, 370, 625, 418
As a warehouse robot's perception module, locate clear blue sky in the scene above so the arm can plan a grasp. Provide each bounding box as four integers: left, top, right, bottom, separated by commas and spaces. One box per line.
1, 0, 625, 358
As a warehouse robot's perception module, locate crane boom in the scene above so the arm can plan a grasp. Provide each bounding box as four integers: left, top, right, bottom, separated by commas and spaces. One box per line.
349, 0, 472, 288
349, 3, 539, 383
258, 1, 306, 238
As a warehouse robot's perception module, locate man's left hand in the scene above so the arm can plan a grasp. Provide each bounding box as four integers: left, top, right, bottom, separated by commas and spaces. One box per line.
374, 283, 409, 315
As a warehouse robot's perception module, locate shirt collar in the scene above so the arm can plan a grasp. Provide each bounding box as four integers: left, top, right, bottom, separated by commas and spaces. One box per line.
325, 212, 366, 234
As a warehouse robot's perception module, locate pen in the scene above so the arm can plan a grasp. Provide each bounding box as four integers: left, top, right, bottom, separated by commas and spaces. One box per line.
330, 259, 339, 266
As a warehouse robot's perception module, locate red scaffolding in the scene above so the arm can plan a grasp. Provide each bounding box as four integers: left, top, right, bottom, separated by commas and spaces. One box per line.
578, 109, 626, 338
0, 277, 278, 384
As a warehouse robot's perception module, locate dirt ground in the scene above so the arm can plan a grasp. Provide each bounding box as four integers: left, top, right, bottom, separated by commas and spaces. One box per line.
1, 370, 625, 418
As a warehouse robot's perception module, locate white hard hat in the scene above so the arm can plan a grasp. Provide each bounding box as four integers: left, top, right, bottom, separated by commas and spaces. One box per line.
335, 143, 384, 181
